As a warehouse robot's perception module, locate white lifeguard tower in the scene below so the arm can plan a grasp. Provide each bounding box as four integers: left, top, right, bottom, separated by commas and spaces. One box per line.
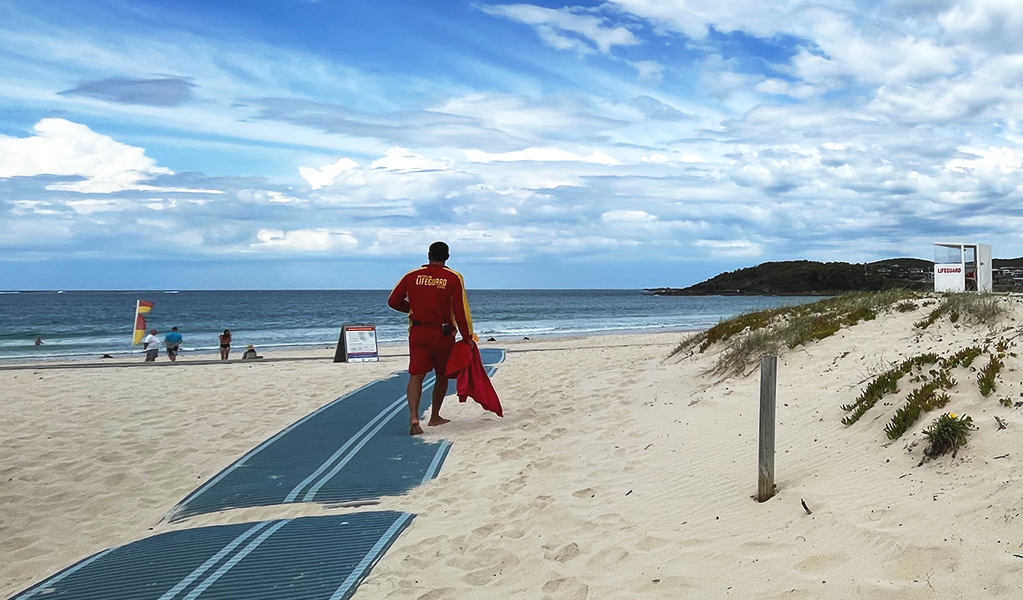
934, 242, 992, 292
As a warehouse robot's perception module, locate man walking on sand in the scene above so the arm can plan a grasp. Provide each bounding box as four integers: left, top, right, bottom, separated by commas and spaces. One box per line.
164, 327, 183, 362
142, 328, 160, 362
388, 241, 476, 435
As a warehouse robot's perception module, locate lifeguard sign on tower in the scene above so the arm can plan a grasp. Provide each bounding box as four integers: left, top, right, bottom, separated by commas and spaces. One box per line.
934, 242, 992, 292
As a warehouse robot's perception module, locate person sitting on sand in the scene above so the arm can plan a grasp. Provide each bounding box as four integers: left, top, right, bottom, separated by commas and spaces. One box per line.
164, 327, 183, 362
242, 345, 261, 360
387, 241, 476, 435
143, 328, 160, 362
219, 329, 232, 360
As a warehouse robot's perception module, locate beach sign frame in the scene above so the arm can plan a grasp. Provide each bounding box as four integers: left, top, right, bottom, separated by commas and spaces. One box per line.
335, 323, 380, 363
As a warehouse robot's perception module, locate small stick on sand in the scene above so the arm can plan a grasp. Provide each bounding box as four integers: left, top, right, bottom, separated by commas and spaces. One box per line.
801, 499, 812, 515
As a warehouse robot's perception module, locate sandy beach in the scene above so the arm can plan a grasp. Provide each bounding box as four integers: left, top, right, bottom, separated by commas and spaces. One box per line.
3, 305, 1023, 599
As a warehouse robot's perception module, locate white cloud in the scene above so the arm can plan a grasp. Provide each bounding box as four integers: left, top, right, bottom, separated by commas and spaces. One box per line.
433, 94, 621, 143
371, 147, 449, 173
481, 4, 640, 54
299, 157, 358, 190
609, 0, 806, 40
136, 218, 175, 230
602, 209, 657, 223
253, 228, 359, 252
946, 146, 1021, 174
65, 199, 121, 215
465, 147, 620, 165
678, 154, 707, 163
693, 239, 762, 257
939, 0, 1023, 52
0, 118, 172, 193
8, 200, 60, 216
630, 60, 665, 81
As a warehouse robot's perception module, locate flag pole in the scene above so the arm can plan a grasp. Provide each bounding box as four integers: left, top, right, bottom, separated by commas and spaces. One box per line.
133, 300, 139, 354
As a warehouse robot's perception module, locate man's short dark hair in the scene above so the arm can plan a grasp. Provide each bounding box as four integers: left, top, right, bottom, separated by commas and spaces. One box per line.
428, 241, 449, 261
171, 327, 178, 332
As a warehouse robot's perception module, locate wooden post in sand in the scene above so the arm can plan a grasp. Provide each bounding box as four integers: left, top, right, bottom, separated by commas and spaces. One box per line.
758, 355, 777, 502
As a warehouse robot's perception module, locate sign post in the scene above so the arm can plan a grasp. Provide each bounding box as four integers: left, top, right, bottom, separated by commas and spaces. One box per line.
758, 355, 777, 502
334, 323, 379, 363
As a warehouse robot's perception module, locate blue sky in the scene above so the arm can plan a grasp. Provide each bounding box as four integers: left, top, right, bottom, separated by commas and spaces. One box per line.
3, 0, 1023, 289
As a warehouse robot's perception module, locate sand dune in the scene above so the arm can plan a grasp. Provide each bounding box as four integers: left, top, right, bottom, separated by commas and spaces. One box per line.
3, 310, 1023, 598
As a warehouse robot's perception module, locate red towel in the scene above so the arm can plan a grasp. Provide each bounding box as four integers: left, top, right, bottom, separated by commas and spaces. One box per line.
445, 341, 503, 417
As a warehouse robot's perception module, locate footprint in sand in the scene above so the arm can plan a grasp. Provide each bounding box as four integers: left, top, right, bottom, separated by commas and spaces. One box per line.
462, 553, 520, 586
586, 545, 630, 570
544, 542, 580, 563
471, 524, 499, 538
541, 577, 589, 600
572, 487, 596, 498
416, 589, 456, 600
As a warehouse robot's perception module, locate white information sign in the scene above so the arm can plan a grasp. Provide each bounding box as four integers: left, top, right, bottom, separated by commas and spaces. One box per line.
335, 323, 379, 363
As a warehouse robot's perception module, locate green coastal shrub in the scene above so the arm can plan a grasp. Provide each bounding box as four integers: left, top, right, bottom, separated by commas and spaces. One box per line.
944, 346, 983, 369
922, 413, 974, 458
884, 378, 953, 440
977, 355, 1003, 396
841, 353, 941, 425
896, 301, 918, 313
915, 304, 946, 329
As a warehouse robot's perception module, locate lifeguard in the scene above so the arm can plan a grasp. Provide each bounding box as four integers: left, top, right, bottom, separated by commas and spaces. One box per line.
388, 241, 476, 435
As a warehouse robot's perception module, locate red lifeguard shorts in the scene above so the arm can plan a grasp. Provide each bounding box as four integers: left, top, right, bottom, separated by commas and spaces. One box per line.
408, 326, 455, 375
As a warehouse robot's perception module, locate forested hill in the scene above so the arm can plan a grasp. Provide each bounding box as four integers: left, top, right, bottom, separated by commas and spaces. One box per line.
647, 259, 934, 296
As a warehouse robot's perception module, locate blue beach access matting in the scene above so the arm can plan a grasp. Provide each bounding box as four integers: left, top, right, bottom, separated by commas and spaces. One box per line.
167, 348, 505, 521
8, 512, 413, 600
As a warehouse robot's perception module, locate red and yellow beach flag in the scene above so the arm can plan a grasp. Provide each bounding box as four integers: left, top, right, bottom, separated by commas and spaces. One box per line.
132, 300, 155, 345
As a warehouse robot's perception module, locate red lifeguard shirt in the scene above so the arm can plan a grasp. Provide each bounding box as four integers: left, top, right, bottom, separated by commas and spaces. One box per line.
388, 264, 475, 340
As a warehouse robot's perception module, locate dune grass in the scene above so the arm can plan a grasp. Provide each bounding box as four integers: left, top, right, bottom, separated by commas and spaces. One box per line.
672, 291, 1005, 383
914, 293, 1005, 329
670, 290, 919, 378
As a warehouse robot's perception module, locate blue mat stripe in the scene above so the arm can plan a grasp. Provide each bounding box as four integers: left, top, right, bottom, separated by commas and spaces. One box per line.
181, 520, 290, 600
284, 374, 435, 503
157, 522, 270, 600
421, 441, 452, 484
175, 379, 380, 513
330, 513, 413, 600
12, 548, 115, 600
479, 347, 505, 365
167, 350, 505, 521
7, 513, 414, 600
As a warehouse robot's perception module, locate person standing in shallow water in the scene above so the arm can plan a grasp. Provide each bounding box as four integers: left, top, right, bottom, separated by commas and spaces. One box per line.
388, 241, 476, 435
219, 329, 232, 360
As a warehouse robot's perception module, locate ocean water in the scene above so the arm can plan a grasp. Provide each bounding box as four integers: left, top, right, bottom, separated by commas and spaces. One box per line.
0, 290, 819, 361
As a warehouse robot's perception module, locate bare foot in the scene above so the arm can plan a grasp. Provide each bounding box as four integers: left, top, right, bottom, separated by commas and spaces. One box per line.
410, 423, 424, 436
428, 416, 451, 426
